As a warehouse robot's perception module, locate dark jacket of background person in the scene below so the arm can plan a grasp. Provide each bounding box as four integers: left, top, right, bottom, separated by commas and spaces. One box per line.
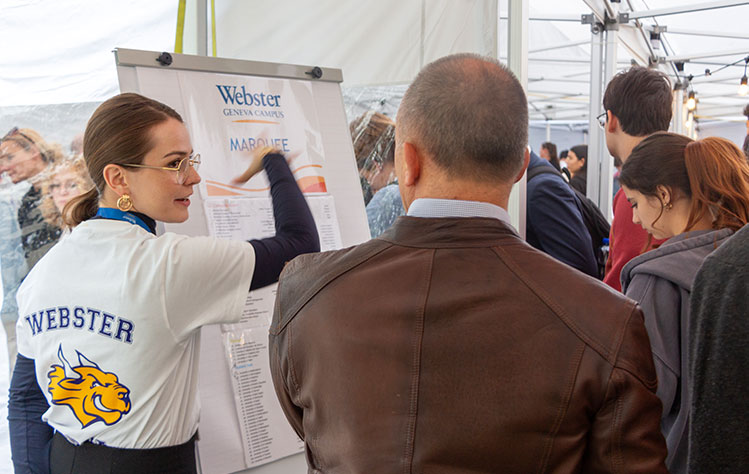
621, 228, 733, 474
526, 152, 598, 277
689, 224, 749, 473
569, 168, 587, 195
567, 145, 588, 195
270, 216, 668, 474
17, 185, 61, 270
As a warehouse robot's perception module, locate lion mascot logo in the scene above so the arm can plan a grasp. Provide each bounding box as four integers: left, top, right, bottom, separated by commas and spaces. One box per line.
47, 345, 131, 428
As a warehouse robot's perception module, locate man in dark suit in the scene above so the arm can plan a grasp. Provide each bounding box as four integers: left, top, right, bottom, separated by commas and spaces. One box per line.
270, 53, 667, 473
526, 150, 598, 277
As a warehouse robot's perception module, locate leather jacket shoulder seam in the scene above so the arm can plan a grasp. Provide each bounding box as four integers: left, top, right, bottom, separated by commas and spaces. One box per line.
613, 307, 658, 389
402, 248, 436, 472
490, 245, 618, 362
273, 240, 393, 333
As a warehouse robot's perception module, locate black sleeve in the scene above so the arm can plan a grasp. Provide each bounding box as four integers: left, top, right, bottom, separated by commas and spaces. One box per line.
569, 174, 587, 195
249, 154, 320, 290
8, 353, 53, 474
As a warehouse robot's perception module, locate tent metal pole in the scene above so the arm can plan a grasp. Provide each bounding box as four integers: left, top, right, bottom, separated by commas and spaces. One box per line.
660, 48, 749, 62
197, 0, 207, 56
665, 27, 749, 40
420, 0, 426, 70
507, 0, 528, 88
499, 14, 580, 22
673, 88, 686, 135
507, 0, 528, 238
586, 21, 605, 211
624, 0, 749, 20
598, 10, 619, 221
489, 0, 499, 59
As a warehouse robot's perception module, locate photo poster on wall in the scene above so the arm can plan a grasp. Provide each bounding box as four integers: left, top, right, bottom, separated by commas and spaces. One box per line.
115, 50, 370, 474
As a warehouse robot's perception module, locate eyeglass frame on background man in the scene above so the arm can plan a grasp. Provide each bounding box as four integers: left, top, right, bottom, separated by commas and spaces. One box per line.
596, 112, 607, 128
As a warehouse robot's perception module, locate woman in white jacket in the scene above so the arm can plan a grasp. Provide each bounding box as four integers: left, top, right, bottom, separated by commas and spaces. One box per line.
619, 132, 749, 474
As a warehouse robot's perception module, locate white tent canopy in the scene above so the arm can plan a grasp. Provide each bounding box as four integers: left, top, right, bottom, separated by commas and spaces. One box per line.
519, 0, 749, 125
1, 0, 176, 106
2, 1, 747, 130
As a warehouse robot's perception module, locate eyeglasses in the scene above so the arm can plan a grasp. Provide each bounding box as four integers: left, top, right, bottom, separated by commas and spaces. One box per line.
49, 180, 79, 194
1, 128, 30, 164
121, 153, 201, 185
2, 127, 35, 144
596, 112, 607, 129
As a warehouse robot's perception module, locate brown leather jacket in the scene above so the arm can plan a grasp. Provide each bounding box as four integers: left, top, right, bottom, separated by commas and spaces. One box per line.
270, 217, 667, 473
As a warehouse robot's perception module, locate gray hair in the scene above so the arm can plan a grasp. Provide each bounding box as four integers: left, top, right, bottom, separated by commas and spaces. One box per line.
397, 53, 528, 182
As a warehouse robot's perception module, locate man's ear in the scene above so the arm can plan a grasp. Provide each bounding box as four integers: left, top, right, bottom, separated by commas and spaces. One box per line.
514, 147, 531, 183
102, 164, 130, 196
401, 141, 422, 187
606, 111, 619, 134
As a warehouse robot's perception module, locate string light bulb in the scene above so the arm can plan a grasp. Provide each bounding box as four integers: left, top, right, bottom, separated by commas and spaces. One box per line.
740, 57, 749, 97
685, 111, 694, 129
686, 91, 697, 111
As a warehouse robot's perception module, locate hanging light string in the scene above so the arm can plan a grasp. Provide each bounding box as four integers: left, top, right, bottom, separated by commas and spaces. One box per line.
698, 54, 749, 79
675, 55, 749, 88
674, 54, 749, 107
740, 58, 749, 96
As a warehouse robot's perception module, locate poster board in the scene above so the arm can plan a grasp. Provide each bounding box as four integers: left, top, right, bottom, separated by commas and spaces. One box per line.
115, 48, 370, 474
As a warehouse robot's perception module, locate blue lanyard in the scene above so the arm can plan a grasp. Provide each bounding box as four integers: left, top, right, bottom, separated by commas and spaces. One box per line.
95, 208, 153, 234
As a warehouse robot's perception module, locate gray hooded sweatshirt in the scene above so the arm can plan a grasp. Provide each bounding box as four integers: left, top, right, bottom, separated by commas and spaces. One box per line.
621, 228, 733, 474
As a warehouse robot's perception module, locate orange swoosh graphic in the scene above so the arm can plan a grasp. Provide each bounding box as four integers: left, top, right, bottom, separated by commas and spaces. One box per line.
206, 180, 269, 192
232, 120, 280, 124
206, 176, 327, 196
292, 164, 323, 173
206, 184, 245, 196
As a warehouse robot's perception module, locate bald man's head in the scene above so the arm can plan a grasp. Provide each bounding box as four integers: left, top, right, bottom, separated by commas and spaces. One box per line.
397, 54, 528, 183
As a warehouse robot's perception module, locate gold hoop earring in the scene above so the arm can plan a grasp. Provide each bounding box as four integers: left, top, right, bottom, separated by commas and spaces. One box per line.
117, 194, 133, 212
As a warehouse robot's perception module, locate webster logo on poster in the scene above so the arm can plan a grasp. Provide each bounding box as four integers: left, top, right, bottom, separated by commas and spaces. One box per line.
217, 85, 286, 119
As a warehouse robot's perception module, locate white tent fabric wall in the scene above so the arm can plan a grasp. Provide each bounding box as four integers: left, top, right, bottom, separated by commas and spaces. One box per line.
698, 120, 747, 146
0, 0, 176, 106
215, 0, 499, 86
0, 0, 177, 160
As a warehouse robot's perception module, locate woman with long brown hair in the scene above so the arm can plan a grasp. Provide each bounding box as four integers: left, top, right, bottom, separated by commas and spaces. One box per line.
619, 132, 749, 474
564, 144, 588, 194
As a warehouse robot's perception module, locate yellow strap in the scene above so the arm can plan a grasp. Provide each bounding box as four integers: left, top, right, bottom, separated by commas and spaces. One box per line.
175, 0, 187, 54
211, 0, 217, 56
